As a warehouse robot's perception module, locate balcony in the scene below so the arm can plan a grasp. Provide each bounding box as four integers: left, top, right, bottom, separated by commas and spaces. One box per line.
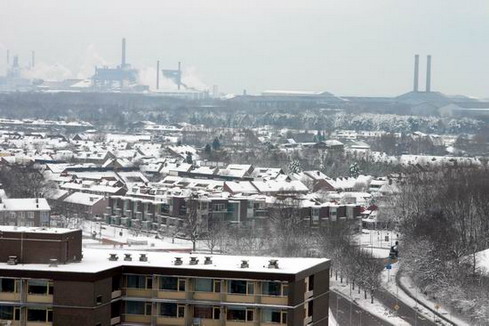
157, 291, 186, 300
124, 288, 152, 298
111, 290, 122, 299
27, 294, 53, 304
260, 295, 288, 305
0, 292, 20, 301
156, 317, 185, 325
26, 322, 52, 326
122, 314, 151, 324
225, 294, 256, 303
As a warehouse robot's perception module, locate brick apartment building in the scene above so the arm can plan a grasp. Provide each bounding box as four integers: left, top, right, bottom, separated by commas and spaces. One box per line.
0, 227, 330, 326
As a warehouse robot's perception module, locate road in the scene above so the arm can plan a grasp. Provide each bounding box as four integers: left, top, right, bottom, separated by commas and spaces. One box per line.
375, 287, 439, 326
330, 290, 392, 326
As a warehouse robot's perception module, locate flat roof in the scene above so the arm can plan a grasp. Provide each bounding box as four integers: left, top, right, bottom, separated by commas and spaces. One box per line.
0, 248, 329, 277
0, 226, 76, 234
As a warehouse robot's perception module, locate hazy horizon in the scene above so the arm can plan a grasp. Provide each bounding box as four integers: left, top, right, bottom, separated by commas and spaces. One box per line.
1, 0, 488, 97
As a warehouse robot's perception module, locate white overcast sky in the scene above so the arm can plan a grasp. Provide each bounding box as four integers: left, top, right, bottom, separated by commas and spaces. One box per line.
1, 0, 488, 97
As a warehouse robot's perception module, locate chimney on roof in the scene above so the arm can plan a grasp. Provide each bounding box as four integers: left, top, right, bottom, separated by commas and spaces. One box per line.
108, 253, 119, 261
204, 256, 212, 265
49, 258, 58, 267
189, 256, 199, 265
268, 259, 279, 269
174, 257, 183, 265
139, 253, 148, 262
413, 54, 419, 92
426, 55, 432, 92
240, 260, 249, 268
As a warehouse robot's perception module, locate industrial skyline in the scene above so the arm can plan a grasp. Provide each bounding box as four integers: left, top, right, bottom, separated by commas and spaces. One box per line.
1, 0, 489, 97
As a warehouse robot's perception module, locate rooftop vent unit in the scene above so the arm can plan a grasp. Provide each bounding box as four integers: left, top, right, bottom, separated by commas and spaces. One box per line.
139, 253, 148, 262
204, 256, 212, 265
124, 254, 132, 261
240, 260, 249, 268
7, 256, 18, 265
49, 258, 58, 267
108, 253, 119, 261
174, 257, 183, 266
189, 257, 199, 265
268, 259, 279, 269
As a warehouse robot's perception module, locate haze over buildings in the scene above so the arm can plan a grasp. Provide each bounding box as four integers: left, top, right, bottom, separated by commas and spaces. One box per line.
1, 0, 489, 97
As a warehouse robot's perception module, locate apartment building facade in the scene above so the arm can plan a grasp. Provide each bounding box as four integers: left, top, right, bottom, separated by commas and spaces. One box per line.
0, 228, 330, 326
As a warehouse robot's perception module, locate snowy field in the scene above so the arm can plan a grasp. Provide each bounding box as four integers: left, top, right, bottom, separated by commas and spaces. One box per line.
80, 220, 196, 252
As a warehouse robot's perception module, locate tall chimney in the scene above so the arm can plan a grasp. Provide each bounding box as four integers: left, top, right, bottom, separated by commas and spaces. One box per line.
6, 50, 9, 66
156, 60, 160, 90
32, 51, 35, 68
413, 54, 419, 92
426, 55, 432, 92
177, 61, 181, 90
121, 38, 126, 67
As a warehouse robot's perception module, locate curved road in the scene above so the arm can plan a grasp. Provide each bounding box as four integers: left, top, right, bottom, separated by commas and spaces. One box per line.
330, 290, 391, 326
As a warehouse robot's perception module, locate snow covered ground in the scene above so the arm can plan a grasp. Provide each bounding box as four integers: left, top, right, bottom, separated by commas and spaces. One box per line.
80, 220, 196, 252
329, 309, 338, 326
382, 262, 468, 326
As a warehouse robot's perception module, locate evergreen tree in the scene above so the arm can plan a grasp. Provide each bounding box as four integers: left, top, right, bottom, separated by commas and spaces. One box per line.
204, 144, 211, 154
186, 152, 193, 164
212, 137, 221, 150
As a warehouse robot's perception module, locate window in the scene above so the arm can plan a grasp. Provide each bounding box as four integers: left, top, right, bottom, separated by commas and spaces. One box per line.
213, 306, 221, 320
262, 309, 287, 324
126, 275, 149, 289
227, 307, 254, 322
229, 280, 254, 295
159, 277, 177, 291
27, 308, 51, 322
96, 295, 102, 305
308, 301, 313, 317
178, 279, 186, 291
159, 303, 184, 318
194, 306, 212, 319
195, 279, 212, 292
145, 303, 152, 316
262, 282, 281, 296
308, 275, 314, 291
28, 280, 53, 295
0, 306, 13, 320
126, 301, 145, 315
0, 278, 16, 293
195, 279, 221, 292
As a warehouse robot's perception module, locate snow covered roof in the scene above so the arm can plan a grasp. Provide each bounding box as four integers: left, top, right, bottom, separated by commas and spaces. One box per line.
0, 198, 50, 211
0, 248, 329, 275
224, 181, 259, 195
63, 192, 105, 206
251, 180, 309, 194
0, 226, 73, 234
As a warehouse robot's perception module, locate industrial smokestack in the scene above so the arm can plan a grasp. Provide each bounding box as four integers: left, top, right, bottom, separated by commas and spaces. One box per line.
6, 50, 9, 66
32, 51, 35, 68
426, 55, 432, 92
413, 54, 419, 92
156, 60, 160, 90
177, 61, 181, 90
121, 38, 126, 67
